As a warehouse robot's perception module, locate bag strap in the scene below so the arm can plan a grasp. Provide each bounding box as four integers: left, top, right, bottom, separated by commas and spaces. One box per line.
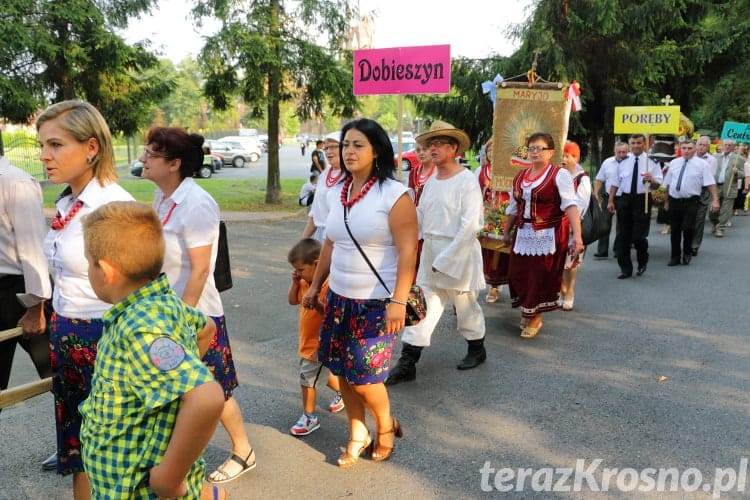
343, 205, 392, 296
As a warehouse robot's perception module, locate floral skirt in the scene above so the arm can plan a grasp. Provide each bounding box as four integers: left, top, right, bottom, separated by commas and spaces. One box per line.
49, 313, 102, 476
205, 315, 239, 400
318, 290, 395, 385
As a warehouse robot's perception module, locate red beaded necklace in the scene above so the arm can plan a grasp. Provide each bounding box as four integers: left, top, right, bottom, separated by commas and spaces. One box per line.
522, 165, 549, 185
340, 176, 377, 208
50, 199, 84, 230
416, 164, 435, 187
161, 202, 177, 226
325, 167, 344, 188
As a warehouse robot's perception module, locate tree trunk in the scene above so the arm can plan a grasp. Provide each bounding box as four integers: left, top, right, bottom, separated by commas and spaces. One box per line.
265, 0, 282, 204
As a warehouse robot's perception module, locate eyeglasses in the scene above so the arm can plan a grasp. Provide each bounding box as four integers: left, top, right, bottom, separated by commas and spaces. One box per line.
142, 148, 168, 159
427, 139, 453, 148
527, 146, 553, 153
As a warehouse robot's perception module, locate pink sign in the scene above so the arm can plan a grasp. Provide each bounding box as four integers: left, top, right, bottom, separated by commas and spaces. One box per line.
353, 45, 451, 96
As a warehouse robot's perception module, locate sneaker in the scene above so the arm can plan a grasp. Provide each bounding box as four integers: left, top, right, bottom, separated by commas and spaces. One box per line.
328, 392, 345, 413
290, 414, 320, 436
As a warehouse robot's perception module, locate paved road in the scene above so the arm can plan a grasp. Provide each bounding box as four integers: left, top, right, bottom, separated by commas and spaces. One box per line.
2, 213, 749, 499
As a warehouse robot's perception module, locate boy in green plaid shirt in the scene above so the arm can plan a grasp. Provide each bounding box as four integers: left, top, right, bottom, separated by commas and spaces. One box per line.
79, 202, 227, 499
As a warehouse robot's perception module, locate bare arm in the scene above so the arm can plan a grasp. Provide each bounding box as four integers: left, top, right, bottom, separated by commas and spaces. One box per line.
18, 302, 46, 336
182, 245, 212, 307
196, 317, 216, 358
607, 186, 619, 213
301, 216, 316, 239
708, 184, 720, 212
565, 205, 584, 256
149, 381, 224, 498
593, 180, 603, 201
302, 238, 332, 310
386, 194, 418, 334
288, 274, 301, 305
502, 213, 517, 246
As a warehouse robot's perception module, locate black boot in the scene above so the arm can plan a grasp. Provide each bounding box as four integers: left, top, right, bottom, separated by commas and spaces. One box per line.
457, 338, 487, 370
385, 343, 422, 386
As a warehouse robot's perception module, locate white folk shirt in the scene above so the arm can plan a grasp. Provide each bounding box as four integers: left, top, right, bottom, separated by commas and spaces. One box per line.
416, 169, 485, 291
612, 152, 663, 195
308, 166, 344, 241
154, 177, 223, 317
0, 157, 52, 307
664, 157, 715, 198
506, 166, 578, 256
325, 178, 408, 300
596, 154, 629, 195
44, 179, 133, 319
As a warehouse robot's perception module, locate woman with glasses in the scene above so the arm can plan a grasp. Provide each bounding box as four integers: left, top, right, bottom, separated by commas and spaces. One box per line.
501, 132, 583, 339
140, 127, 256, 485
38, 100, 134, 498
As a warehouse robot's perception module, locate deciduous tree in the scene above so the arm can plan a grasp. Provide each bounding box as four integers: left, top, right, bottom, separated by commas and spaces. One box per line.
194, 0, 357, 203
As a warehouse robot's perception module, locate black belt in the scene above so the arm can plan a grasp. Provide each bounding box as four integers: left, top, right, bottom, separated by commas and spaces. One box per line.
668, 195, 699, 203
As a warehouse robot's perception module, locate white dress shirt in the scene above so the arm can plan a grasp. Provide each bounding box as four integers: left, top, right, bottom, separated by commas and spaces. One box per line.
154, 177, 223, 317
664, 157, 715, 198
44, 179, 134, 318
0, 157, 52, 307
612, 152, 663, 195
596, 154, 628, 195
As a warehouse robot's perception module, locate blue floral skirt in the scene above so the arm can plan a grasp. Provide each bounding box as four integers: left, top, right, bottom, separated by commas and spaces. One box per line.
318, 290, 395, 385
205, 315, 238, 400
49, 313, 103, 476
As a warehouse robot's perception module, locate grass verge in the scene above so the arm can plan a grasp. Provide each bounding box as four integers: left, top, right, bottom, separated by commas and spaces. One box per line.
42, 178, 305, 212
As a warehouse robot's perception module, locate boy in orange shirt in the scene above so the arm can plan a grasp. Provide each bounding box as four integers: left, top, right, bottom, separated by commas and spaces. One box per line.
287, 238, 344, 436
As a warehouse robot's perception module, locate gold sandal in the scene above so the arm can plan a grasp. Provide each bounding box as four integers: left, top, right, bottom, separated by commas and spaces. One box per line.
372, 418, 404, 462
337, 435, 373, 468
520, 322, 542, 339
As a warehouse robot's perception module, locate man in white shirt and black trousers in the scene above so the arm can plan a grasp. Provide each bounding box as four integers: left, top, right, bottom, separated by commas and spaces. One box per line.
607, 134, 663, 279
663, 139, 720, 266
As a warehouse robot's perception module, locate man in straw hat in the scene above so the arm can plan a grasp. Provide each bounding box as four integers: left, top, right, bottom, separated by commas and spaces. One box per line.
386, 121, 487, 385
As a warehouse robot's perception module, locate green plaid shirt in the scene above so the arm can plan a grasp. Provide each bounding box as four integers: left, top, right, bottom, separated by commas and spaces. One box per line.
80, 273, 214, 499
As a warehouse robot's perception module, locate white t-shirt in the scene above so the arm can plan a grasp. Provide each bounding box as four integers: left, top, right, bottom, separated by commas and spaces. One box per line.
44, 179, 134, 318
308, 166, 345, 235
325, 177, 408, 300
154, 178, 223, 317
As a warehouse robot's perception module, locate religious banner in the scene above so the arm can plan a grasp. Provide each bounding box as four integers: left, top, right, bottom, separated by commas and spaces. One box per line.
353, 45, 451, 96
491, 82, 571, 192
613, 106, 680, 134
720, 121, 750, 141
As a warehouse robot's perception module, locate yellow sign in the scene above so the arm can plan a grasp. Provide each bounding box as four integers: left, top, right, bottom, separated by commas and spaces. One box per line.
614, 106, 680, 134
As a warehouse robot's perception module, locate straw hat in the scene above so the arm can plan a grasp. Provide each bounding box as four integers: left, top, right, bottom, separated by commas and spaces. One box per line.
416, 120, 471, 153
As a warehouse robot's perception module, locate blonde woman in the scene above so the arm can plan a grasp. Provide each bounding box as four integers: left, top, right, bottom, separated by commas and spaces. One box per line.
38, 100, 134, 499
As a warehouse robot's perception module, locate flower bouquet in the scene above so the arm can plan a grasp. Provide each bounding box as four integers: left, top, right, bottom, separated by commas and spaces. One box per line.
479, 200, 509, 239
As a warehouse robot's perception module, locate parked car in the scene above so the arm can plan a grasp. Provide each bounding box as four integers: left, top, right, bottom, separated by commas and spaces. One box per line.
130, 146, 218, 179
391, 138, 417, 170
206, 139, 261, 167
217, 136, 264, 156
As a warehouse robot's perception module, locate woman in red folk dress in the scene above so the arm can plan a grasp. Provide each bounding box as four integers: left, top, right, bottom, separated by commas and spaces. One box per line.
477, 137, 510, 303
502, 132, 583, 339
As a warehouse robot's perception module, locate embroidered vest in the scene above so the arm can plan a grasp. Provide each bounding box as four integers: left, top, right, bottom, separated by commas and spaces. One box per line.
513, 165, 564, 230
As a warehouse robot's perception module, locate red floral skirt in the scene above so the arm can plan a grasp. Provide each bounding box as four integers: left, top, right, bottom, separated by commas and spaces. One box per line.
49, 313, 103, 476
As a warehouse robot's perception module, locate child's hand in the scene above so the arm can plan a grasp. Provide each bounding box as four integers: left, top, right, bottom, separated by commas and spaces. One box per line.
150, 463, 187, 498
291, 270, 302, 283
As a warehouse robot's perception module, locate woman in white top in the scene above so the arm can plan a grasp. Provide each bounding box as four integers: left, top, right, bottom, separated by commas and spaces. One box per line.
38, 100, 134, 499
302, 131, 344, 242
303, 118, 417, 467
140, 127, 255, 484
560, 141, 591, 311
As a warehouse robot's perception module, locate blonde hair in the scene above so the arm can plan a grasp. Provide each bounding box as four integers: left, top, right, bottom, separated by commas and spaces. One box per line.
82, 202, 164, 282
36, 100, 118, 185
